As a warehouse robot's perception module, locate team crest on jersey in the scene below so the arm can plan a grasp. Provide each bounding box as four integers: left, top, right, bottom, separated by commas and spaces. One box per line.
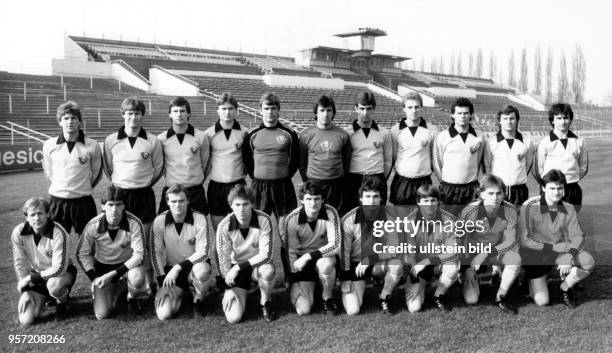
320, 140, 332, 152
373, 141, 382, 149
420, 139, 429, 147
121, 242, 129, 249
572, 151, 580, 159
469, 142, 481, 154
517, 152, 525, 161
46, 250, 53, 257
190, 145, 200, 154
188, 238, 196, 245
235, 142, 242, 150
141, 152, 150, 160
78, 156, 89, 165
276, 136, 287, 144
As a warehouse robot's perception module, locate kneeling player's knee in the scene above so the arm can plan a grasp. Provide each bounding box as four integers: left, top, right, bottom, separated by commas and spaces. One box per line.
503, 252, 522, 267
225, 307, 243, 323
463, 290, 479, 305
258, 263, 275, 281
19, 311, 36, 326
192, 262, 211, 283
407, 299, 423, 313
578, 251, 595, 273
344, 302, 361, 316
94, 306, 113, 320
292, 290, 312, 316
316, 258, 335, 275
46, 278, 67, 298
156, 305, 174, 321
127, 268, 145, 289
533, 292, 549, 307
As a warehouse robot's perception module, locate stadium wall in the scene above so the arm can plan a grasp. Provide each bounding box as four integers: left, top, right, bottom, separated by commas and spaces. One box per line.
111, 61, 150, 91
428, 87, 477, 98
263, 74, 344, 89
149, 66, 199, 96
52, 59, 112, 77
511, 94, 547, 111
64, 35, 89, 60
168, 70, 263, 80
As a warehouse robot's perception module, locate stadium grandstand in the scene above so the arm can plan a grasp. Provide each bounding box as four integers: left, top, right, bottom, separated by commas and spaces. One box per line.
2, 29, 611, 149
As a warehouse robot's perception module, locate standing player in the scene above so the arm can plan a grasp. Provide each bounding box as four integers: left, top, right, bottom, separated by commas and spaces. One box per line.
534, 103, 588, 209
460, 174, 521, 314
152, 185, 212, 320
77, 186, 146, 319
42, 101, 102, 238
519, 169, 594, 308
389, 92, 437, 205
157, 97, 210, 215
103, 96, 163, 293
433, 97, 485, 215
340, 177, 403, 315
299, 95, 351, 212
484, 105, 534, 206
204, 92, 249, 230
284, 181, 341, 315
345, 91, 393, 211
12, 198, 75, 325
403, 185, 460, 312
216, 185, 277, 323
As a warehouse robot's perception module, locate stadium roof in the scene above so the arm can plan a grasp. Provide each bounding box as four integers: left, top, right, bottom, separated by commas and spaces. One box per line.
334, 28, 387, 37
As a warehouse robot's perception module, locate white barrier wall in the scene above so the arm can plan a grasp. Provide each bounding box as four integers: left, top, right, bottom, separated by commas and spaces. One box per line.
111, 61, 150, 91
64, 36, 89, 60
52, 59, 112, 77
149, 67, 200, 96
428, 87, 477, 98
263, 75, 344, 90
510, 94, 547, 111
170, 70, 263, 81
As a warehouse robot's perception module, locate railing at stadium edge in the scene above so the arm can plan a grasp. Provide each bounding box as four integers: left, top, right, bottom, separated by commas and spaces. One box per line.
0, 121, 50, 144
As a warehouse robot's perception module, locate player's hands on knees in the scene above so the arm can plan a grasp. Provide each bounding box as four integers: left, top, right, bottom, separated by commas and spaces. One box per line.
17, 276, 31, 292
294, 254, 311, 272
225, 265, 240, 286
94, 272, 115, 288
553, 242, 572, 253
341, 281, 353, 294
557, 264, 572, 276
405, 282, 421, 301
154, 287, 174, 308
355, 263, 369, 278
18, 291, 34, 313
164, 265, 182, 288
471, 253, 488, 272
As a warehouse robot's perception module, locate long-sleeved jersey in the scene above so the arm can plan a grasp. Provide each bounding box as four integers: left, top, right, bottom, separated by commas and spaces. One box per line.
283, 204, 341, 272
403, 207, 459, 265
433, 125, 485, 184
519, 196, 584, 252
243, 122, 300, 180
12, 221, 70, 284
42, 131, 103, 198
77, 211, 144, 280
299, 124, 351, 180
204, 120, 249, 183
157, 124, 209, 187
103, 127, 164, 188
348, 120, 393, 177
460, 200, 518, 257
151, 209, 212, 278
534, 131, 588, 184
216, 209, 273, 276
484, 131, 535, 186
390, 118, 437, 178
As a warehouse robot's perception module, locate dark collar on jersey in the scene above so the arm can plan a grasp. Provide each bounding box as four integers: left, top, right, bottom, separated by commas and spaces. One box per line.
164, 209, 194, 226
496, 130, 523, 142
476, 201, 507, 221
98, 212, 131, 233
20, 221, 54, 238
258, 121, 283, 130
214, 120, 241, 133
298, 206, 328, 225
228, 210, 260, 231
539, 197, 568, 214
399, 117, 427, 130
549, 130, 578, 141
352, 120, 379, 132
415, 208, 444, 223
57, 130, 85, 145
353, 206, 387, 224
117, 126, 148, 140
449, 124, 477, 138
166, 124, 195, 138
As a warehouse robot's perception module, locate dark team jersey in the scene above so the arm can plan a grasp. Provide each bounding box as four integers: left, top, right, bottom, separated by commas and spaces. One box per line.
299, 125, 351, 180
243, 122, 300, 180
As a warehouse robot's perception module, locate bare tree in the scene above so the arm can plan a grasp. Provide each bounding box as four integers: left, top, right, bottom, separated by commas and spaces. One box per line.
468, 52, 474, 77
557, 51, 569, 102
508, 50, 516, 88
430, 57, 437, 73
449, 52, 456, 75
419, 57, 425, 72
545, 48, 554, 104
534, 45, 542, 95
439, 54, 445, 74
571, 44, 587, 104
489, 51, 497, 81
519, 48, 528, 92
457, 52, 463, 76
475, 48, 483, 78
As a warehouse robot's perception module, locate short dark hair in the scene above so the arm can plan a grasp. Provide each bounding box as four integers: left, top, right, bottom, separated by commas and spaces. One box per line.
227, 184, 255, 205
168, 97, 191, 114
260, 92, 280, 110
299, 180, 324, 200
101, 185, 126, 205
165, 184, 188, 202
22, 197, 50, 216
355, 91, 377, 109
541, 169, 567, 187
496, 105, 520, 122
451, 97, 474, 114
479, 174, 506, 195
312, 95, 336, 120
121, 96, 146, 115
358, 175, 383, 199
217, 92, 239, 108
402, 92, 423, 107
416, 185, 440, 202
56, 101, 82, 123
548, 103, 574, 126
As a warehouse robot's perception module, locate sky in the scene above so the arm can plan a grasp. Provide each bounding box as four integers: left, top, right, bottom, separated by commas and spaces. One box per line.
1, 0, 611, 104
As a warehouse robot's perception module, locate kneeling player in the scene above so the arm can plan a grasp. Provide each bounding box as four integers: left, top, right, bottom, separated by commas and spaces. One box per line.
460, 174, 521, 314
340, 176, 403, 315
152, 185, 213, 320
404, 185, 460, 312
12, 197, 75, 325
216, 185, 276, 323
77, 186, 146, 319
519, 169, 594, 308
284, 181, 341, 315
